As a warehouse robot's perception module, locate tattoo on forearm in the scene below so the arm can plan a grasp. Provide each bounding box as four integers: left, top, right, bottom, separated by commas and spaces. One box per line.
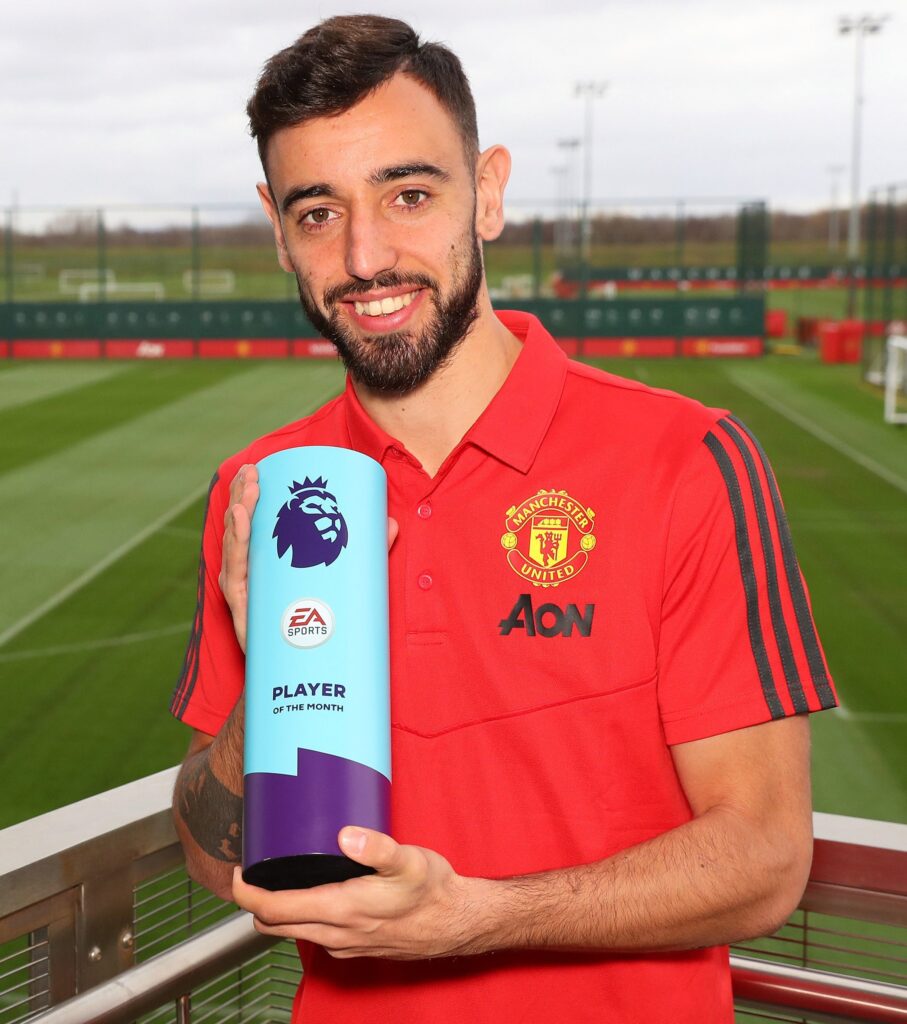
178, 755, 243, 862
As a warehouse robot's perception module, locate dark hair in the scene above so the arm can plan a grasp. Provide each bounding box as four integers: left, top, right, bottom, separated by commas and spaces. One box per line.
247, 15, 479, 172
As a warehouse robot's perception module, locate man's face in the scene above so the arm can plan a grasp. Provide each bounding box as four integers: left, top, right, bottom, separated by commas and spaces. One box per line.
259, 74, 487, 394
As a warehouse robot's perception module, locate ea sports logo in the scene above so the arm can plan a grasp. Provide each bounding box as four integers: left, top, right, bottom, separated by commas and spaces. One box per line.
281, 598, 335, 649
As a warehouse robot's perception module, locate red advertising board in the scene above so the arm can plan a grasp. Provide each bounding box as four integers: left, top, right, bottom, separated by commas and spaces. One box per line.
199, 339, 289, 358
11, 340, 102, 359
680, 337, 764, 357
3, 334, 766, 361
583, 337, 678, 357
105, 339, 195, 359
292, 339, 339, 358
553, 339, 580, 355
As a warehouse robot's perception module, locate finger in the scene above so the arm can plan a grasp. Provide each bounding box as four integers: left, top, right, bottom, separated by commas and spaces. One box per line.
226, 465, 250, 523
233, 868, 319, 923
221, 505, 250, 596
220, 500, 252, 651
387, 516, 399, 551
252, 918, 361, 951
339, 827, 409, 876
239, 464, 260, 519
232, 866, 355, 927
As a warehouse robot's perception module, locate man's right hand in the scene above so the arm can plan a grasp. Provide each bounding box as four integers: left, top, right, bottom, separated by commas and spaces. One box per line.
218, 462, 399, 654
219, 464, 261, 654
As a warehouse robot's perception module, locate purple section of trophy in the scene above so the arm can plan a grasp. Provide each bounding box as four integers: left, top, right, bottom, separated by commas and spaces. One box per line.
244, 747, 392, 866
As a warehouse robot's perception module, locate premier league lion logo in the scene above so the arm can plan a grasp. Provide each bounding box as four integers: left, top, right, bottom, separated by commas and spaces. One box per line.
273, 477, 349, 568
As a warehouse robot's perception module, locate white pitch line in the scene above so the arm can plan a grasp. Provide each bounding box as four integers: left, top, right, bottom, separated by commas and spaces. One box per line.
730, 374, 907, 497
0, 483, 209, 650
0, 623, 190, 663
839, 712, 907, 723
827, 701, 907, 724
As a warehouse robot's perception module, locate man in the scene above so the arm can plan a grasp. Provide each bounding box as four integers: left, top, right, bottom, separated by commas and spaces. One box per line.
171, 14, 837, 1022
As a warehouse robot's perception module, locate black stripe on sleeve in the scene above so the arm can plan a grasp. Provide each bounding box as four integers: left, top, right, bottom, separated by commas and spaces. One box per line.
170, 473, 219, 720
718, 418, 809, 713
728, 416, 838, 709
703, 431, 785, 719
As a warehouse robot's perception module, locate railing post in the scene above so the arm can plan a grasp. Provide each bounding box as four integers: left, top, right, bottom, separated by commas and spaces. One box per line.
176, 993, 191, 1023
77, 869, 136, 992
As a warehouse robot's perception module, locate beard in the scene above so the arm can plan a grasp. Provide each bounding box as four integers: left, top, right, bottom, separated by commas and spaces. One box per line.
294, 226, 484, 395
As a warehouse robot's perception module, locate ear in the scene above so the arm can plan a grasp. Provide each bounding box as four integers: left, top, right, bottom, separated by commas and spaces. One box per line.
474, 145, 511, 243
256, 181, 295, 274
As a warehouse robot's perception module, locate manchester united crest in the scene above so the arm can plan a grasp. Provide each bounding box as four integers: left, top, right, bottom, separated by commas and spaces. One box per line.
501, 488, 596, 588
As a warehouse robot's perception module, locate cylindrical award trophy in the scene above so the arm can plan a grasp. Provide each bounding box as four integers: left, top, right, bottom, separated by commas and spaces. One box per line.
242, 446, 391, 890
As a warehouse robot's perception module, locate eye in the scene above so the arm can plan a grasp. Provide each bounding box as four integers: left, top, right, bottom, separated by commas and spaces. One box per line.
301, 207, 339, 228
393, 189, 428, 209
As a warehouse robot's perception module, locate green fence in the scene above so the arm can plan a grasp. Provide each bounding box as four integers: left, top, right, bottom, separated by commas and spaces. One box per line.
0, 296, 764, 343
865, 182, 907, 327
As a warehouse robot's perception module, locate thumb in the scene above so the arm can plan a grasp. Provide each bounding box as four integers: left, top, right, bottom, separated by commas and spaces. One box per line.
339, 827, 405, 875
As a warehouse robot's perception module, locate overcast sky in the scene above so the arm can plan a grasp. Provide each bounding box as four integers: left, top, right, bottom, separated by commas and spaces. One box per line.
2, 0, 906, 218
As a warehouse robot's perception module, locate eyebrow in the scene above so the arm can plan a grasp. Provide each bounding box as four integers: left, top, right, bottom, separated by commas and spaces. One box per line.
367, 163, 452, 185
281, 183, 336, 213
280, 163, 452, 213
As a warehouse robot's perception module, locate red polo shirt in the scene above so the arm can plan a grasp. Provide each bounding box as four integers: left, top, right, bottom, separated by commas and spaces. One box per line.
171, 311, 836, 1023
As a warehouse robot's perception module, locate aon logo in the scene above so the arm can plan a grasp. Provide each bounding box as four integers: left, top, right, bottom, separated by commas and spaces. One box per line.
499, 594, 594, 638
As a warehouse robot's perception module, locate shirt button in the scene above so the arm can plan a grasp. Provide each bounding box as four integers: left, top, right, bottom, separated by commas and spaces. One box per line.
417, 502, 432, 519
417, 573, 433, 590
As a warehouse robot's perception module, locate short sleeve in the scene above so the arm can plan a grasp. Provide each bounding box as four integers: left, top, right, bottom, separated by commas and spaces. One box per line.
657, 413, 837, 745
169, 470, 245, 735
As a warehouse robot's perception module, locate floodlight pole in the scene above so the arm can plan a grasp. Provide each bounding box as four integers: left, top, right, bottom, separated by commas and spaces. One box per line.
839, 13, 888, 314
550, 164, 568, 256
827, 163, 845, 253
557, 137, 581, 258
574, 81, 608, 274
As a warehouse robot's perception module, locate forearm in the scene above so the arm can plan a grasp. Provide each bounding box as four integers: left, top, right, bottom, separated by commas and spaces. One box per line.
172, 702, 245, 901
468, 804, 810, 955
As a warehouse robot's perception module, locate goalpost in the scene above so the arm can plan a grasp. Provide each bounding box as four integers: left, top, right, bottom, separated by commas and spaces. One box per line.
884, 330, 907, 425
864, 183, 906, 423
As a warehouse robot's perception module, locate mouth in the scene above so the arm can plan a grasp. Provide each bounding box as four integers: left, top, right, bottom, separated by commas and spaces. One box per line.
352, 290, 418, 317
341, 287, 427, 333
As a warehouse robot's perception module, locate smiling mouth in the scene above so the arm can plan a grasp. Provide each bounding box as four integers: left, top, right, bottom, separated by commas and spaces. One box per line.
351, 290, 419, 317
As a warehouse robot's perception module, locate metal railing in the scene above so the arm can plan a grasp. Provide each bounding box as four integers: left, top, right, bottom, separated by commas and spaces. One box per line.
0, 768, 297, 1024
2, 770, 907, 1023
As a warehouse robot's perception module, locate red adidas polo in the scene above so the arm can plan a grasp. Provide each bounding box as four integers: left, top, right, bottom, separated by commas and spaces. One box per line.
171, 310, 837, 1023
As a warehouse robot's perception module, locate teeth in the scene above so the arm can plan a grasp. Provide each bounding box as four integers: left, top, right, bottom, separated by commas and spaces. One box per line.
353, 291, 417, 317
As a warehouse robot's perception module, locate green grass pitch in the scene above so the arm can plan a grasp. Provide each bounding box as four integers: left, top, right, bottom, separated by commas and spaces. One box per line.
0, 353, 904, 829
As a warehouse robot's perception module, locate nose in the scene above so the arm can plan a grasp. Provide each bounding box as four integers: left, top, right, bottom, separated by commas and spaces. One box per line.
344, 207, 398, 282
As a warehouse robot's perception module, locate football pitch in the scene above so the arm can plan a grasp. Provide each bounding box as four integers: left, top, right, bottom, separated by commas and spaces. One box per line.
0, 353, 905, 830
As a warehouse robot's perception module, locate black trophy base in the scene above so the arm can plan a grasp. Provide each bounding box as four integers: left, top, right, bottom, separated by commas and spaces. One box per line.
243, 854, 376, 891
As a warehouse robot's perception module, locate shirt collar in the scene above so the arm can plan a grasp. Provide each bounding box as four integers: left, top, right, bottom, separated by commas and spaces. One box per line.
344, 310, 567, 474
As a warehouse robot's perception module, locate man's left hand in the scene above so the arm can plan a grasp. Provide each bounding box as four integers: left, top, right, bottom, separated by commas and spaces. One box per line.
232, 828, 493, 960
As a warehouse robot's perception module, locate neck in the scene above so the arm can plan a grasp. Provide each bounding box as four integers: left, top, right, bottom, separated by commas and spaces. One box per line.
351, 290, 521, 477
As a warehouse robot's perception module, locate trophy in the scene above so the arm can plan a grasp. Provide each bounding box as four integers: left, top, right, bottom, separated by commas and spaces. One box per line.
242, 446, 391, 890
